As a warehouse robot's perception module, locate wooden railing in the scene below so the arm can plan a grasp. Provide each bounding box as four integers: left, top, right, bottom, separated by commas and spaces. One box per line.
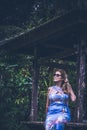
22, 121, 87, 130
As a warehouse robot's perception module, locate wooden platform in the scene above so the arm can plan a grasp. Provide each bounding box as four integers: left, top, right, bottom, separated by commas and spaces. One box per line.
22, 121, 87, 130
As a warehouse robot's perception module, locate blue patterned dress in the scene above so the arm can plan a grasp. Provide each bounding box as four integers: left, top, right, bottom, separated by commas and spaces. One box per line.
45, 85, 71, 130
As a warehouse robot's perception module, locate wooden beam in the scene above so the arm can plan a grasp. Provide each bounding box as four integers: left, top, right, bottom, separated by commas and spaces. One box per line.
30, 47, 39, 121
22, 121, 87, 130
44, 44, 70, 50
39, 48, 76, 60
38, 61, 76, 70
75, 35, 86, 122
0, 9, 86, 53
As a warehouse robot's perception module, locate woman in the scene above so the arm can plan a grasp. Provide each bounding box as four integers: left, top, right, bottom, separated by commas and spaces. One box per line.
45, 69, 76, 130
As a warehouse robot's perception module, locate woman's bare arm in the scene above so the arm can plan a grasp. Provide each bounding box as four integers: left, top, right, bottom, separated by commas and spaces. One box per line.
46, 88, 50, 113
46, 94, 49, 113
45, 87, 51, 113
69, 86, 76, 102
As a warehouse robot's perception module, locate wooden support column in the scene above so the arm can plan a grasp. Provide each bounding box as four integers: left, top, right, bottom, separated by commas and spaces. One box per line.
76, 36, 86, 122
30, 47, 39, 121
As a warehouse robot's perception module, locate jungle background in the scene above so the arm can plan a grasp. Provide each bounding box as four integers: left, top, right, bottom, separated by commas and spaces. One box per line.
0, 0, 87, 130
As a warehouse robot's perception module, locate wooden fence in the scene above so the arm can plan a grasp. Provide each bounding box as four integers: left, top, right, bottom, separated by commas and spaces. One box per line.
22, 121, 87, 130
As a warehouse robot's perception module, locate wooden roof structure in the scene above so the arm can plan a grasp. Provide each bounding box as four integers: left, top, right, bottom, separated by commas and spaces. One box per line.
1, 8, 87, 60
0, 0, 87, 124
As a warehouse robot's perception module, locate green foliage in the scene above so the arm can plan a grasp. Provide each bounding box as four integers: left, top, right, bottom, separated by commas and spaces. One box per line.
0, 53, 33, 130
0, 53, 77, 129
38, 66, 51, 121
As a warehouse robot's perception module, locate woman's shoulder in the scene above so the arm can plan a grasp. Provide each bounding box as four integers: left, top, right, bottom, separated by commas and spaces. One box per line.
48, 86, 55, 90
47, 86, 55, 93
48, 86, 52, 91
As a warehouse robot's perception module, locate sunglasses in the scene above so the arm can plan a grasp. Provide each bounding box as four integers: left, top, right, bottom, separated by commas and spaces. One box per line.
53, 74, 61, 77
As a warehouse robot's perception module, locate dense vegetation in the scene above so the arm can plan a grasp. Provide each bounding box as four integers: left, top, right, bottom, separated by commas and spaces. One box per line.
0, 52, 77, 130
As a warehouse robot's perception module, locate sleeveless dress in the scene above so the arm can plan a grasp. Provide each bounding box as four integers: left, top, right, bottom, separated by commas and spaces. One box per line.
45, 85, 71, 130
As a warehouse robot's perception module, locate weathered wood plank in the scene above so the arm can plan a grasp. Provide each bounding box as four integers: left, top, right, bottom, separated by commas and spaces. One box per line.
29, 47, 39, 121
75, 36, 86, 122
22, 121, 87, 130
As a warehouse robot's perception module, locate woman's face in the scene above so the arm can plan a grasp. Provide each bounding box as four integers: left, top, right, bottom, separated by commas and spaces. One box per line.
53, 71, 63, 82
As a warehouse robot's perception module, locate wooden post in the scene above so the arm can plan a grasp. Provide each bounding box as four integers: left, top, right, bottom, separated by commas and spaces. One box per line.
75, 36, 86, 122
30, 47, 39, 121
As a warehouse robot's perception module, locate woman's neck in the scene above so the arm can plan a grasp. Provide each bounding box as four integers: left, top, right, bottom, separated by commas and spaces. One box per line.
55, 82, 62, 87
